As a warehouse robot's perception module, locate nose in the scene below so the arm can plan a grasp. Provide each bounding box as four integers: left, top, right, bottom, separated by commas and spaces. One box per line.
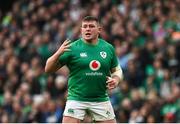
86, 26, 91, 30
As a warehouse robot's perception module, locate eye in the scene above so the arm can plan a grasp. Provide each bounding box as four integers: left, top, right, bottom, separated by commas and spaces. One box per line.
89, 25, 95, 28
82, 25, 87, 28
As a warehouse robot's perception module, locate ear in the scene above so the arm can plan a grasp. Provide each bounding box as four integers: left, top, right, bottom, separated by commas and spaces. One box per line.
80, 27, 83, 34
98, 26, 102, 33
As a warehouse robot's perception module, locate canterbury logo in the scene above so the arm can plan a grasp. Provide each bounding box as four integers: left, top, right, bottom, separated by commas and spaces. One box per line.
89, 60, 101, 71
80, 52, 87, 57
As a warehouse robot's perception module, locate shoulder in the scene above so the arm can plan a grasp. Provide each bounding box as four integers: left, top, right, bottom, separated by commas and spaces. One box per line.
99, 38, 115, 50
71, 39, 81, 46
69, 38, 82, 49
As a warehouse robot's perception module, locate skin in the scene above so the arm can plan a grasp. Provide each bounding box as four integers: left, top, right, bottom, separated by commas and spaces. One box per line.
62, 116, 117, 123
45, 20, 120, 123
81, 20, 101, 44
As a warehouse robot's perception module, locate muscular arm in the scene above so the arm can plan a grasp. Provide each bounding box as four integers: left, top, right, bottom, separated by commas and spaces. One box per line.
45, 39, 71, 73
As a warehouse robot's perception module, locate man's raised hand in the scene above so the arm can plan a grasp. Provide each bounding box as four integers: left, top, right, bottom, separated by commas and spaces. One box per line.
57, 39, 71, 55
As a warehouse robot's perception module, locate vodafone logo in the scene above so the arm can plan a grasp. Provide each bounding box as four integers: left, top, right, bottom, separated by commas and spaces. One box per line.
89, 60, 101, 71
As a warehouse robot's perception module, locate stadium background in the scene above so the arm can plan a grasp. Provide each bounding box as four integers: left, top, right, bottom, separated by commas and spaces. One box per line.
0, 0, 179, 123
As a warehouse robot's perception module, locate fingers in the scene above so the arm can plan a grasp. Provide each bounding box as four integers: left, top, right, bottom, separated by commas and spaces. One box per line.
64, 48, 71, 52
107, 85, 115, 90
106, 81, 116, 89
63, 43, 71, 52
106, 76, 113, 83
106, 76, 117, 90
57, 39, 72, 54
63, 39, 71, 46
63, 39, 71, 49
63, 44, 71, 49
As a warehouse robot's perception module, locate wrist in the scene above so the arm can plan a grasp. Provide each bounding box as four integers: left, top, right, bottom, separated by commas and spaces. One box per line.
112, 76, 120, 86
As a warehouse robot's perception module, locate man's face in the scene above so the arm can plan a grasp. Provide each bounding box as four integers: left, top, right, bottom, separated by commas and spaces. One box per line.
81, 21, 101, 42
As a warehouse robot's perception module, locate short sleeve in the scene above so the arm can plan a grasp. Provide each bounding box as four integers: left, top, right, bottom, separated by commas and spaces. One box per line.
110, 45, 119, 69
58, 51, 71, 66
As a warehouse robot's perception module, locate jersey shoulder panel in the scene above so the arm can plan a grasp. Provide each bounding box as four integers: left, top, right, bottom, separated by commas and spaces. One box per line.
99, 38, 115, 50
70, 39, 82, 48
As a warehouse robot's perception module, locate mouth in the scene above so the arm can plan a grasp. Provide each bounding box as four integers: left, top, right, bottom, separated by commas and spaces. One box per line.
85, 33, 91, 37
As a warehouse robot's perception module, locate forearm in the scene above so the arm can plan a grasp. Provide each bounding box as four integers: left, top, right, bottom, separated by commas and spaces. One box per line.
111, 68, 123, 83
111, 66, 123, 85
45, 51, 62, 73
45, 39, 71, 73
106, 66, 123, 90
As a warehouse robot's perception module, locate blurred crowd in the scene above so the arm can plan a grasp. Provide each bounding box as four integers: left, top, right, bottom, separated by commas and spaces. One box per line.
0, 0, 180, 123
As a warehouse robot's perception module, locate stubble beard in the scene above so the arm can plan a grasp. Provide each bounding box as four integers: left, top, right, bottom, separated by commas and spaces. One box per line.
83, 35, 99, 44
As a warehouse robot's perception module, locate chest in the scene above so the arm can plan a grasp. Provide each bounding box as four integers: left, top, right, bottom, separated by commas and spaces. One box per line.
70, 46, 112, 70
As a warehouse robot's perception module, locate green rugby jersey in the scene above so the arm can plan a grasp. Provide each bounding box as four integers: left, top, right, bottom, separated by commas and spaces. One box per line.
59, 38, 118, 102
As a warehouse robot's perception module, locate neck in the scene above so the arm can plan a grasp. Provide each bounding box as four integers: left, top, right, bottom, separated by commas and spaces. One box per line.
83, 38, 98, 45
